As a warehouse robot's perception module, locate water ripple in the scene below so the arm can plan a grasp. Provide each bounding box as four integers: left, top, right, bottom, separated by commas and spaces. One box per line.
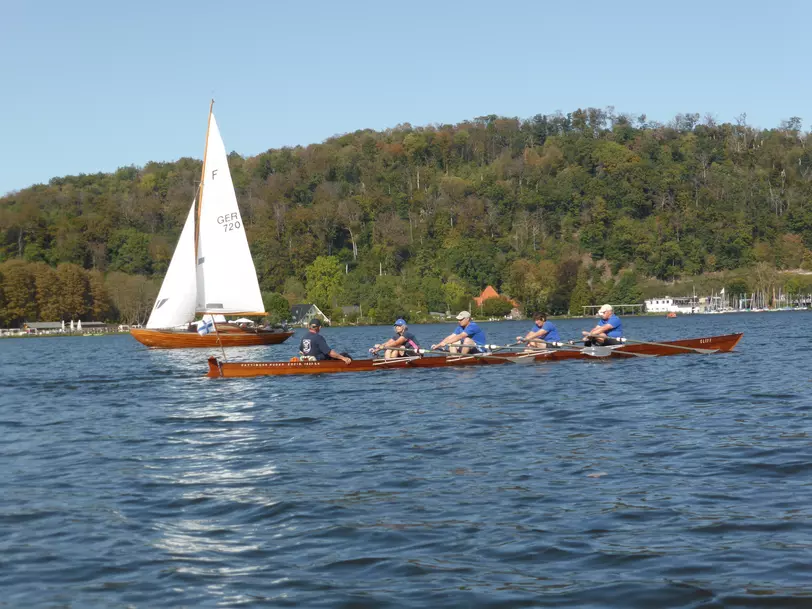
1, 314, 811, 607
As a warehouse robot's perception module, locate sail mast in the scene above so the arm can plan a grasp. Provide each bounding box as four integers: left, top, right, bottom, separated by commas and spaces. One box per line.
195, 99, 215, 261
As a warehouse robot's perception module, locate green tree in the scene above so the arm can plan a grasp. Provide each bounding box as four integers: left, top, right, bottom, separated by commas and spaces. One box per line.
609, 271, 643, 305
305, 256, 343, 310
109, 229, 153, 274
443, 240, 502, 290
421, 277, 446, 312
370, 275, 403, 323
282, 277, 307, 304
569, 266, 591, 316
481, 297, 513, 317
725, 277, 750, 299
549, 259, 580, 315
442, 279, 469, 313
262, 291, 291, 324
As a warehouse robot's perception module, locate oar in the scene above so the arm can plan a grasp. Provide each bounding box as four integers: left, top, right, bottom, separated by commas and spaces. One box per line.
373, 355, 423, 366
621, 338, 718, 354
443, 341, 526, 363
515, 348, 556, 360
557, 341, 655, 358
370, 345, 451, 356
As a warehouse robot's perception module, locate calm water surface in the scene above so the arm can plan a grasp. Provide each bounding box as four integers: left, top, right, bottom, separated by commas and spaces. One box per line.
1, 313, 810, 608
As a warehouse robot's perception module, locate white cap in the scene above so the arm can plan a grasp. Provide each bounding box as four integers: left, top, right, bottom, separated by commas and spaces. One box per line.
456, 310, 471, 320
598, 304, 613, 314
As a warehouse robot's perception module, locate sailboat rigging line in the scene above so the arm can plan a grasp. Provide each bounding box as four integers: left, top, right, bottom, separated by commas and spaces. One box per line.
211, 317, 227, 362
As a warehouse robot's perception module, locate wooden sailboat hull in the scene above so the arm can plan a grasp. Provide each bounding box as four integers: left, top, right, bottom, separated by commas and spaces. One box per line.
206, 333, 743, 378
131, 327, 293, 349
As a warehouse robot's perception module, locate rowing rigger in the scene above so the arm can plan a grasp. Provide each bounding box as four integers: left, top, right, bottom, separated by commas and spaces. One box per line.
205, 333, 743, 378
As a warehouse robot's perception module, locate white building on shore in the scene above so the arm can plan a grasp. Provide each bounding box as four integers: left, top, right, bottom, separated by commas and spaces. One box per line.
644, 296, 698, 314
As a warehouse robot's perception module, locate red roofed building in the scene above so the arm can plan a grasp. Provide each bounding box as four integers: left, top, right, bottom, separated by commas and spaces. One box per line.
474, 286, 519, 308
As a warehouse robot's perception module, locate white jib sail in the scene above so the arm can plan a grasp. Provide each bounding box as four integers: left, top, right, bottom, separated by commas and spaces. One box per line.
195, 113, 264, 315
146, 203, 198, 328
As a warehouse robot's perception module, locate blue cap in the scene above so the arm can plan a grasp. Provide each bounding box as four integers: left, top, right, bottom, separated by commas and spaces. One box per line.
394, 318, 406, 326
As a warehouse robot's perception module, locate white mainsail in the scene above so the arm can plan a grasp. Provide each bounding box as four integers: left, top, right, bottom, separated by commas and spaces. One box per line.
146, 203, 197, 329
195, 113, 264, 316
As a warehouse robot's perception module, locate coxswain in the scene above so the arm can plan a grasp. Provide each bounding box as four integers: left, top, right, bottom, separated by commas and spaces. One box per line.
582, 304, 623, 346
432, 311, 487, 354
299, 319, 351, 363
372, 318, 421, 360
517, 312, 560, 349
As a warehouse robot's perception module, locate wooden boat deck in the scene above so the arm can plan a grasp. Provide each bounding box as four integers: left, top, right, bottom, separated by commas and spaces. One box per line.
132, 327, 293, 349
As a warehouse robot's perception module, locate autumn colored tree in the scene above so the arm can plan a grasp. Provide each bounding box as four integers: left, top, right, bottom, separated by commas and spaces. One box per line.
32, 262, 62, 321
88, 269, 113, 321
0, 260, 36, 325
59, 263, 90, 321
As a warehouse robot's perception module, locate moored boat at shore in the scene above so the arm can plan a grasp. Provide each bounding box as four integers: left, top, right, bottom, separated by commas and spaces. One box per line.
206, 333, 743, 378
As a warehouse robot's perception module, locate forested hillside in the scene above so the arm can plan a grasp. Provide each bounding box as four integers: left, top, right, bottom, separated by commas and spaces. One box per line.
1, 108, 811, 326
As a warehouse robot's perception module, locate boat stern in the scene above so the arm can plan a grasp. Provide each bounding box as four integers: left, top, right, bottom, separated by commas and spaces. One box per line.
207, 357, 223, 378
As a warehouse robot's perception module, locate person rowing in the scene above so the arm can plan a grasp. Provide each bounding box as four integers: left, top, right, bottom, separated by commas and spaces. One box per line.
432, 310, 487, 354
517, 311, 561, 349
582, 304, 623, 346
371, 318, 421, 360
299, 318, 352, 364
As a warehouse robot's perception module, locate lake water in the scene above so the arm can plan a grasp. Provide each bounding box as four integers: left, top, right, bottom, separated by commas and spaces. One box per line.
1, 313, 810, 608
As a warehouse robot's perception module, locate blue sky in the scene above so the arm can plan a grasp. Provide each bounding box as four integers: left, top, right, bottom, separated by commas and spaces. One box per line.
1, 0, 807, 196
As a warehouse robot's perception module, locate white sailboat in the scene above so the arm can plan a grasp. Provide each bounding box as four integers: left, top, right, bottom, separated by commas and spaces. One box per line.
131, 102, 293, 349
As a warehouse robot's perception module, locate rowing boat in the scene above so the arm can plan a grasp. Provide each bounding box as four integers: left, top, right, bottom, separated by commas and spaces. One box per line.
205, 333, 743, 378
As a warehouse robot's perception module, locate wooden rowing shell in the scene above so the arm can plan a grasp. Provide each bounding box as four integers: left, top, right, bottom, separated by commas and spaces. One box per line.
205, 333, 743, 378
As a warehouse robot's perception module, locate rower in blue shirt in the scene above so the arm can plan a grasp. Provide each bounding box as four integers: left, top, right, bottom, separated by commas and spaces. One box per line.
432, 310, 487, 354
517, 312, 560, 348
582, 304, 623, 346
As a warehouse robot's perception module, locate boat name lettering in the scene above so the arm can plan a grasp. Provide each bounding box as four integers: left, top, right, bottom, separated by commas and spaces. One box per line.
699, 338, 712, 344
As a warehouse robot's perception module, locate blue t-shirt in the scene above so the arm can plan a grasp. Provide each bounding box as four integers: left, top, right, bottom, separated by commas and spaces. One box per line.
603, 314, 622, 338
530, 320, 560, 342
454, 321, 486, 345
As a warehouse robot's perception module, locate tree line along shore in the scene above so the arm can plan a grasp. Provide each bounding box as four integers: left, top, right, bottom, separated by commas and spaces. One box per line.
1, 108, 811, 327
